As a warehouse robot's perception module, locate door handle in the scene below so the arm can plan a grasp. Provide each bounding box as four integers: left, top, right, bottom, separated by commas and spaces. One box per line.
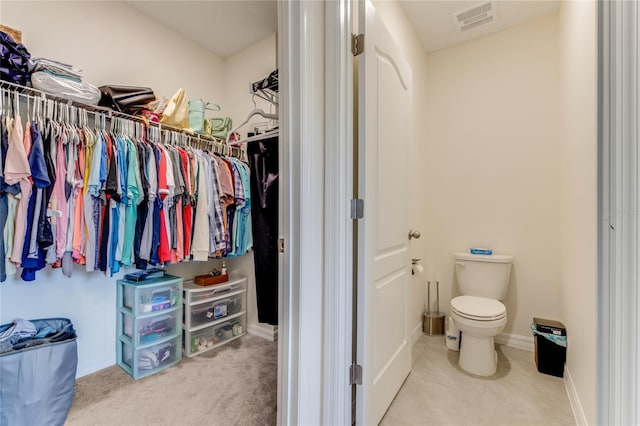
408, 230, 421, 240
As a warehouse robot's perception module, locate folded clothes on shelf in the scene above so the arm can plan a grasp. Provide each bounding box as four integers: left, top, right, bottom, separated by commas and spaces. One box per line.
31, 57, 83, 81
31, 71, 101, 105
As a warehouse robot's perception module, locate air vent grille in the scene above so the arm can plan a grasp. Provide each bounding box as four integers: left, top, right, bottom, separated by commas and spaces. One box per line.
453, 2, 497, 32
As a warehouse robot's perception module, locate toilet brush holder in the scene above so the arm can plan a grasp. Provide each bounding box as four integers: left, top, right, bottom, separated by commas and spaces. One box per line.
424, 312, 445, 335
423, 280, 445, 335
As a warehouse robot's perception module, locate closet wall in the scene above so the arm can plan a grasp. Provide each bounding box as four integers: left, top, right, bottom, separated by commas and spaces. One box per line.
0, 1, 276, 376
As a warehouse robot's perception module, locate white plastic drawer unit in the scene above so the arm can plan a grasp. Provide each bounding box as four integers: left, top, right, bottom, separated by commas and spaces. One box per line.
188, 293, 245, 328
182, 276, 248, 357
183, 276, 247, 304
185, 317, 246, 357
119, 335, 182, 379
120, 310, 180, 345
120, 276, 183, 316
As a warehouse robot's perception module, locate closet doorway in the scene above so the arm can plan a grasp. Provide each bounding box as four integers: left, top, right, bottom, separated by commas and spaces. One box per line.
0, 1, 291, 425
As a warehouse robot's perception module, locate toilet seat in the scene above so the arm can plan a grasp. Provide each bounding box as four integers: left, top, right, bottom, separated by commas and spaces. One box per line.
451, 295, 506, 321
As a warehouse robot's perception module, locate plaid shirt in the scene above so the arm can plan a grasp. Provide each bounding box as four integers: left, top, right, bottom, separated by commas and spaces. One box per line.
208, 154, 226, 252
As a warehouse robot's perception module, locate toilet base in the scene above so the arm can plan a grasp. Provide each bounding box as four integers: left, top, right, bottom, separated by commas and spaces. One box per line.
458, 334, 498, 376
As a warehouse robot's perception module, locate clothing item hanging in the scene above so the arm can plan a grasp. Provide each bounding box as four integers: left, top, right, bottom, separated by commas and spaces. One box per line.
0, 93, 253, 282
248, 135, 278, 325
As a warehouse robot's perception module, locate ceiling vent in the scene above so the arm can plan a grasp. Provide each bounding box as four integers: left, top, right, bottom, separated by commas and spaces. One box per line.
453, 1, 497, 32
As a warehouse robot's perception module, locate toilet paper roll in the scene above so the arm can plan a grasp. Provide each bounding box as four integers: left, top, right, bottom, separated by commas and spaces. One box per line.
412, 264, 424, 274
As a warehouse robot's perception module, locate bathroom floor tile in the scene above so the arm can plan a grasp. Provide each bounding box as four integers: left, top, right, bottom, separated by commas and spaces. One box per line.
380, 335, 574, 426
382, 373, 482, 426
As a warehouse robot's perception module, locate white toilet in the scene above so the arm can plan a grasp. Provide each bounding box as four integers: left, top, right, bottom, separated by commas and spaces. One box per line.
450, 252, 512, 376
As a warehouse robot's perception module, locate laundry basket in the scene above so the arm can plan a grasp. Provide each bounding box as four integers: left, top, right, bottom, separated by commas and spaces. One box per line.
0, 318, 78, 426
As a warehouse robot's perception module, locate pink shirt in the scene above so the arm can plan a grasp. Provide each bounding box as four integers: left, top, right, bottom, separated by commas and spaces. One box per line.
7, 118, 32, 265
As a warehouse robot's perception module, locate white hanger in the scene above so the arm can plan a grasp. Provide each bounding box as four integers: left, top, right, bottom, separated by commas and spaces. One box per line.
226, 108, 278, 144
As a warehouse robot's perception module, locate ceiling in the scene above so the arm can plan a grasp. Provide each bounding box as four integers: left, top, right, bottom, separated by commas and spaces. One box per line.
125, 0, 277, 59
399, 0, 561, 53
125, 0, 559, 58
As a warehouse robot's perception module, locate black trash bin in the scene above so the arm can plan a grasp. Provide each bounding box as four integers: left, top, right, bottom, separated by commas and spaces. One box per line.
0, 318, 78, 426
532, 317, 567, 378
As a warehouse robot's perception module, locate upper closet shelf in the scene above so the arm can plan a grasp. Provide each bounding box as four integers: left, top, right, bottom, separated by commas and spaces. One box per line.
0, 80, 227, 148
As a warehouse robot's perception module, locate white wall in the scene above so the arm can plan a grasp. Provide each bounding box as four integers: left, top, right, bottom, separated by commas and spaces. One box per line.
0, 1, 276, 376
559, 1, 597, 424
423, 14, 564, 338
373, 1, 429, 334
1, 1, 225, 103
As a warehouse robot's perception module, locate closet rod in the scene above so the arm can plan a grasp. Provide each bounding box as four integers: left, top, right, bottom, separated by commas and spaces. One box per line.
0, 80, 226, 147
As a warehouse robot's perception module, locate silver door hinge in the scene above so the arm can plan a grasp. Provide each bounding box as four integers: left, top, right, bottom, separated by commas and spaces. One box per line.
350, 362, 363, 385
350, 199, 364, 219
352, 33, 364, 56
278, 238, 285, 253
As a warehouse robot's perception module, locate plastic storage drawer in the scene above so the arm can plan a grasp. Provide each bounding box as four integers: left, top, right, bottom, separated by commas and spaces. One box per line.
183, 277, 247, 304
121, 277, 182, 316
188, 293, 245, 328
186, 317, 246, 356
120, 309, 180, 345
119, 334, 181, 379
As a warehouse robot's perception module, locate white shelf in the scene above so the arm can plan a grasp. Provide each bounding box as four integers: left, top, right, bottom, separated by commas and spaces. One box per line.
185, 310, 247, 333
182, 288, 247, 307
185, 332, 246, 358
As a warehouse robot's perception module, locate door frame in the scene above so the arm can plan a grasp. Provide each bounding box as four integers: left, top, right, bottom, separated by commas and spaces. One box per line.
278, 0, 355, 425
277, 1, 333, 425
598, 1, 640, 425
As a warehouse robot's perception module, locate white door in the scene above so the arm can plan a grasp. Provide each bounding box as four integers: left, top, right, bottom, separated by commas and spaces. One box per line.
356, 0, 413, 424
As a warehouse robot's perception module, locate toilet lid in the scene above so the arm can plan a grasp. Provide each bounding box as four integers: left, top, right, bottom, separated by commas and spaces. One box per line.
451, 296, 506, 320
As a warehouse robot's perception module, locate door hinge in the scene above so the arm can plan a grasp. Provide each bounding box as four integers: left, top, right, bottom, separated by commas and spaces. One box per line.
350, 199, 364, 219
352, 33, 364, 56
350, 362, 363, 385
278, 238, 285, 253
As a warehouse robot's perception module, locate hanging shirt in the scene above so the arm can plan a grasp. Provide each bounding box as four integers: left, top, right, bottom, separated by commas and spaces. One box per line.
84, 131, 100, 271
207, 154, 226, 253
7, 118, 32, 267
21, 122, 51, 281
121, 137, 141, 266
191, 154, 209, 261
140, 144, 157, 262
51, 128, 68, 260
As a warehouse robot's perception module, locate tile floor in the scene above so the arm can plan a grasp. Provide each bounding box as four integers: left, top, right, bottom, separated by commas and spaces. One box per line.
380, 335, 575, 426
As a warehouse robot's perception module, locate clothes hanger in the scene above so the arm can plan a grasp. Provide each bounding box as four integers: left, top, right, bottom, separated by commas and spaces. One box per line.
225, 108, 278, 144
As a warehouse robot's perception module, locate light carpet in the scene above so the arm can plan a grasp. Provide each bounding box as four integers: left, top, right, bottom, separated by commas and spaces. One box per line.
66, 334, 277, 426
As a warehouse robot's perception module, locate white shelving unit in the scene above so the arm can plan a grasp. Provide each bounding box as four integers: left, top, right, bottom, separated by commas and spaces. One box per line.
182, 276, 247, 357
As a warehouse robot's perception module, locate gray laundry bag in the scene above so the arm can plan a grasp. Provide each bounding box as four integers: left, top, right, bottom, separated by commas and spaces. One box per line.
0, 318, 78, 426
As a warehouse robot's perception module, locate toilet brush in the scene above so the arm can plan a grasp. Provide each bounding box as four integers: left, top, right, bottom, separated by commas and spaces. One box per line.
423, 280, 445, 335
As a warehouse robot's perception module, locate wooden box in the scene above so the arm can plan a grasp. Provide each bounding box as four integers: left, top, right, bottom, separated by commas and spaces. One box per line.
194, 274, 229, 287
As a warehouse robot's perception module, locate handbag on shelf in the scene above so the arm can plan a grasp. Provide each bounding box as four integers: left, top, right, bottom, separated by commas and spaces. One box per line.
205, 117, 233, 140
189, 99, 221, 134
98, 85, 156, 113
161, 88, 190, 129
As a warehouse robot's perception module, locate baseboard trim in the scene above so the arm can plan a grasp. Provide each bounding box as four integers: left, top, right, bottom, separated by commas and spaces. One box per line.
564, 365, 588, 426
76, 358, 115, 378
495, 332, 534, 352
412, 321, 423, 345
248, 323, 278, 342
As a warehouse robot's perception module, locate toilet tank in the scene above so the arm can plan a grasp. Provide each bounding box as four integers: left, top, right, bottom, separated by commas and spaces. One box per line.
454, 252, 512, 300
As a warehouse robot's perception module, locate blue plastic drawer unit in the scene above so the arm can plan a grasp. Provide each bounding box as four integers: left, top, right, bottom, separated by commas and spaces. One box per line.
119, 276, 182, 316
117, 275, 183, 379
